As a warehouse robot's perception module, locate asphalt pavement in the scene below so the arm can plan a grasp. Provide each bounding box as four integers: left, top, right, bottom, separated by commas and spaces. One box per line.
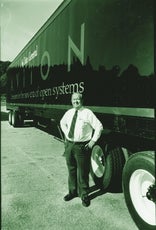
1, 108, 138, 230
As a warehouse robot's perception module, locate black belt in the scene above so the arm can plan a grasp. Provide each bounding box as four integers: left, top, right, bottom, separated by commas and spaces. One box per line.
67, 140, 89, 145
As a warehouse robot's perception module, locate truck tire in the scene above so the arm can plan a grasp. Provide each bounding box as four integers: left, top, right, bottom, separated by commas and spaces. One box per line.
8, 111, 12, 125
12, 111, 24, 127
18, 113, 24, 126
90, 143, 129, 191
122, 151, 156, 230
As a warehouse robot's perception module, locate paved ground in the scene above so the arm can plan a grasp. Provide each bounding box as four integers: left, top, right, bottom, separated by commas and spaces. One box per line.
1, 108, 138, 230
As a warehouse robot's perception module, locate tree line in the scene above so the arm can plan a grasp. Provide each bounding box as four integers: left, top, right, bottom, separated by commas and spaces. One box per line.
0, 61, 11, 95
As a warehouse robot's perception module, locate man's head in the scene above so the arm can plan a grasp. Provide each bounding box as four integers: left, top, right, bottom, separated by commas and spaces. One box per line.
71, 93, 83, 110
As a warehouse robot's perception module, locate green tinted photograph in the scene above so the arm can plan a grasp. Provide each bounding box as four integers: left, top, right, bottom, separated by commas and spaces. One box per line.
1, 1, 155, 230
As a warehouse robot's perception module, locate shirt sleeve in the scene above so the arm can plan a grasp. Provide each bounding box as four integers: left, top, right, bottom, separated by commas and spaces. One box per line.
88, 110, 103, 142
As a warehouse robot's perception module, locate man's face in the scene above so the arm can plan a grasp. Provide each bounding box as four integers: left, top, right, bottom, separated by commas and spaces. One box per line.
71, 94, 82, 109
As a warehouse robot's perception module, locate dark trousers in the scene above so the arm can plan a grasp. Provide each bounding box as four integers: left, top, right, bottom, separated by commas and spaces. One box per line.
64, 141, 91, 199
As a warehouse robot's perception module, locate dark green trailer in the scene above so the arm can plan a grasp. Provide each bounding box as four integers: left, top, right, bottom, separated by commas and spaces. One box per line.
6, 0, 155, 229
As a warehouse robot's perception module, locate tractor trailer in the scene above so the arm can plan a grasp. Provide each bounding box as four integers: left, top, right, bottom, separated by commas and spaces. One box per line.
6, 0, 155, 229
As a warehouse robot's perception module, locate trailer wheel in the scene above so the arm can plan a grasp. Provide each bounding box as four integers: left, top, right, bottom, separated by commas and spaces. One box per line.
8, 111, 12, 125
90, 143, 128, 191
12, 111, 24, 127
122, 151, 155, 230
18, 113, 24, 126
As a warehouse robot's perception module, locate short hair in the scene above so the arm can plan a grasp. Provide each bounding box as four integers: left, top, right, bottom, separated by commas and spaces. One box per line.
71, 92, 83, 99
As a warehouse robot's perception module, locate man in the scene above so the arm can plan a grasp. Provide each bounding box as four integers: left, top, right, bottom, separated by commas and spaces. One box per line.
60, 92, 103, 207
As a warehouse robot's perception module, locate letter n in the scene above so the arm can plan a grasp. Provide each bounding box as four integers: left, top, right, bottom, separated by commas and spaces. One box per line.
68, 23, 85, 72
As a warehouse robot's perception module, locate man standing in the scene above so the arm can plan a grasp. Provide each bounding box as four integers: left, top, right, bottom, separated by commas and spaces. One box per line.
60, 93, 103, 207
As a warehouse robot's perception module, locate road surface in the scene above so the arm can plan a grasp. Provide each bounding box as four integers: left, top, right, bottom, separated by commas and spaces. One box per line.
1, 108, 138, 230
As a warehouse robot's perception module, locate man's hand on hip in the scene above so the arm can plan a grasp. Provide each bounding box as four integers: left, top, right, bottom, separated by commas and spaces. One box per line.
85, 140, 95, 149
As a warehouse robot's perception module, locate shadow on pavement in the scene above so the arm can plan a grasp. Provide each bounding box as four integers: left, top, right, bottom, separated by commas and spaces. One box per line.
88, 184, 123, 201
88, 185, 107, 200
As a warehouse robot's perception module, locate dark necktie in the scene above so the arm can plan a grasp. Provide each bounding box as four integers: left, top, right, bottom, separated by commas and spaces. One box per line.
68, 110, 78, 138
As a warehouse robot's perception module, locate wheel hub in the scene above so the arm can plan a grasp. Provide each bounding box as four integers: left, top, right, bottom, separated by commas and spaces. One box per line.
129, 169, 155, 225
91, 145, 105, 178
146, 184, 156, 203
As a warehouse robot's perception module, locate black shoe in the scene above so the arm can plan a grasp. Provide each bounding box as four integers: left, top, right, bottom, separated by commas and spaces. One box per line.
63, 193, 78, 201
82, 196, 90, 207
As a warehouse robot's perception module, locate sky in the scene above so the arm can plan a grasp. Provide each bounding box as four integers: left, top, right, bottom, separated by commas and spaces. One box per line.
0, 0, 64, 62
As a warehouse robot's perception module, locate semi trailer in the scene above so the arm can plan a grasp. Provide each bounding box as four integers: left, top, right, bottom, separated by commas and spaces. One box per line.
6, 0, 155, 229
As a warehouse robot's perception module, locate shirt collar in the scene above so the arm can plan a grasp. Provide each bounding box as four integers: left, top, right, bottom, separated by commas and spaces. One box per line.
73, 106, 84, 112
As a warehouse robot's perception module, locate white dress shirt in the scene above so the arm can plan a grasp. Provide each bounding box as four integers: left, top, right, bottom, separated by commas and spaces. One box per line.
60, 107, 103, 142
